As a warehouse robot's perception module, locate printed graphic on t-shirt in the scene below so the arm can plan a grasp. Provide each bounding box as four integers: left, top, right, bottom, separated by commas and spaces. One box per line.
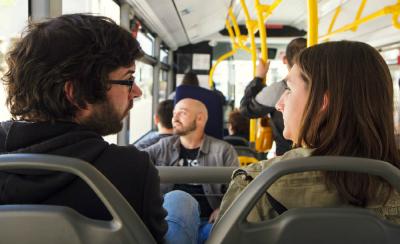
178, 146, 200, 167
178, 158, 199, 167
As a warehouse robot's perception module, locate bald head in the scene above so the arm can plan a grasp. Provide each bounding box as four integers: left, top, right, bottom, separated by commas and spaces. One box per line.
172, 98, 208, 136
176, 98, 208, 121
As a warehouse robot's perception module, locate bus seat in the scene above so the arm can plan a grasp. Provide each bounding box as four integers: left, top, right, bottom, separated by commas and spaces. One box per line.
238, 156, 258, 167
175, 85, 224, 139
224, 135, 249, 147
208, 156, 400, 244
233, 146, 261, 167
0, 154, 156, 244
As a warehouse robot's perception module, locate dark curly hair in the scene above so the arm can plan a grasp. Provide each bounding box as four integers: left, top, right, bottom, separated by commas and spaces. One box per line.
2, 14, 143, 122
156, 99, 174, 129
228, 109, 249, 137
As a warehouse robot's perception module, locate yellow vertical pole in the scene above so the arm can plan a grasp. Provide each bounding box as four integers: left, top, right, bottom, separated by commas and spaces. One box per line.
255, 0, 269, 67
249, 0, 270, 146
307, 0, 318, 47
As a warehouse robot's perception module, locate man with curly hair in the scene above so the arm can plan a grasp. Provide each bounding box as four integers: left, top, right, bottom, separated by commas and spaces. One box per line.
0, 14, 169, 242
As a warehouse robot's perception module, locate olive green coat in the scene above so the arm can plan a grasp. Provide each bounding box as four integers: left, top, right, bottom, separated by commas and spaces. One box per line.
217, 148, 400, 224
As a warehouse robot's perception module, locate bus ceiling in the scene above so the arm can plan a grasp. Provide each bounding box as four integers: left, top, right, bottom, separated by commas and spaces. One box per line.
124, 0, 400, 50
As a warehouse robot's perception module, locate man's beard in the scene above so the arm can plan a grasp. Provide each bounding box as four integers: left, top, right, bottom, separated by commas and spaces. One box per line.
173, 119, 197, 136
81, 101, 126, 136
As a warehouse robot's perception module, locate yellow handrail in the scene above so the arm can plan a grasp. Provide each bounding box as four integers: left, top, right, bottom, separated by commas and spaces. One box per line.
393, 0, 400, 29
352, 0, 367, 31
307, 0, 318, 47
250, 0, 282, 146
228, 8, 253, 52
323, 4, 341, 42
319, 2, 400, 40
240, 0, 258, 76
255, 0, 268, 65
228, 8, 243, 41
208, 50, 237, 88
225, 19, 237, 47
208, 8, 242, 87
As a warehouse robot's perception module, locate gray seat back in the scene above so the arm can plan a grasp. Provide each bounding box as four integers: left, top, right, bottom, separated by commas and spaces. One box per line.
0, 154, 156, 244
208, 156, 400, 244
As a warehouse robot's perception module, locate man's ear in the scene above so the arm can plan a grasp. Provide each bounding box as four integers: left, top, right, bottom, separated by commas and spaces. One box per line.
154, 114, 159, 125
65, 81, 88, 110
197, 112, 205, 124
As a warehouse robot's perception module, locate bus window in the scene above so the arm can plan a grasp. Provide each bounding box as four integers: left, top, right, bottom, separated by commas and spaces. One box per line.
159, 69, 168, 101
0, 0, 28, 122
137, 32, 154, 56
160, 49, 168, 64
62, 0, 120, 23
130, 61, 154, 143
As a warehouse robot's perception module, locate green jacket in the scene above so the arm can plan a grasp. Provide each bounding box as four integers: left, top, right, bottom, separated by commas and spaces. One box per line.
217, 147, 400, 224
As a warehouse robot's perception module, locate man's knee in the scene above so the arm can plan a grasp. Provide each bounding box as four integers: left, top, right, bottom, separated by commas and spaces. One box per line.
164, 190, 200, 222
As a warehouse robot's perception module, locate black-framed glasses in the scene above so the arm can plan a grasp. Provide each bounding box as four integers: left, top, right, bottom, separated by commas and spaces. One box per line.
108, 76, 135, 93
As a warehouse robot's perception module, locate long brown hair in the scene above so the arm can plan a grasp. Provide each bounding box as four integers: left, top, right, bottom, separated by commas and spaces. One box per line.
296, 41, 400, 206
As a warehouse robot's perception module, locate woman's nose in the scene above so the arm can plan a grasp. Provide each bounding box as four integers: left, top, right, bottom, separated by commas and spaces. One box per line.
275, 94, 285, 112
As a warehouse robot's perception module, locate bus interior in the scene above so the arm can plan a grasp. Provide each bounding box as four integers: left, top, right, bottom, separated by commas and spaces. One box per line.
1, 0, 400, 243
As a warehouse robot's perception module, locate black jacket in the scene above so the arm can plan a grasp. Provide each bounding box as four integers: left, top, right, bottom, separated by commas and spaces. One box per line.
240, 77, 292, 156
0, 121, 167, 243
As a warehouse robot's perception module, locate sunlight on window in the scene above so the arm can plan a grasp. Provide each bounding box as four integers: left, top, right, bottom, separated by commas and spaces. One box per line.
0, 0, 28, 121
129, 61, 154, 143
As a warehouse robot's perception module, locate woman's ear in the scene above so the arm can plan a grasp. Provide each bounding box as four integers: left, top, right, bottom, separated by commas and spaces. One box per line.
321, 93, 329, 112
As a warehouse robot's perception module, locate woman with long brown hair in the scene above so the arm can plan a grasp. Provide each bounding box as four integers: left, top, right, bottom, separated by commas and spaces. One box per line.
217, 41, 400, 223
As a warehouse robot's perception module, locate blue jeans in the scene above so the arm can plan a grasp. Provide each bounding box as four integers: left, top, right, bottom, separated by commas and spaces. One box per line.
163, 190, 213, 244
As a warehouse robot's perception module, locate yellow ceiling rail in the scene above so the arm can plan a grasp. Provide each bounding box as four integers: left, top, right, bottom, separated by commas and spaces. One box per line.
352, 0, 367, 31
393, 0, 400, 29
307, 0, 318, 47
319, 1, 400, 41
228, 8, 253, 52
322, 4, 341, 42
262, 0, 282, 19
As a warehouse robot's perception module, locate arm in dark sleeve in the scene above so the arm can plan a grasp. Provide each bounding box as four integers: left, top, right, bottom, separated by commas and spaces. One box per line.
142, 158, 168, 243
240, 77, 276, 118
